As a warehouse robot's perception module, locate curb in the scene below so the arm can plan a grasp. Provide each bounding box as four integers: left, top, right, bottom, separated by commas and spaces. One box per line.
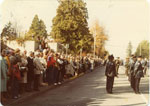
5, 66, 102, 106
5, 72, 85, 106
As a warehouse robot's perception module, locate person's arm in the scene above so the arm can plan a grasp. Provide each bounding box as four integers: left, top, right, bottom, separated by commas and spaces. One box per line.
113, 62, 117, 77
134, 62, 139, 76
105, 63, 109, 76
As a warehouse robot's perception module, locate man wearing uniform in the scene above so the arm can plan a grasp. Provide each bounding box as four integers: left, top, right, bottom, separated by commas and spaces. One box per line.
105, 55, 117, 94
134, 56, 144, 94
125, 57, 130, 78
129, 55, 137, 92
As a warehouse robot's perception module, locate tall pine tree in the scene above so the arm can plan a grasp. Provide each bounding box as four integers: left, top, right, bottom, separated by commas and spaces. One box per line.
27, 15, 48, 40
50, 0, 93, 54
1, 22, 17, 40
126, 41, 132, 57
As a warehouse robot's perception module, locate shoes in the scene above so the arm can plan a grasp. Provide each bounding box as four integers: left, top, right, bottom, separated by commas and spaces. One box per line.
13, 96, 18, 99
58, 82, 61, 85
135, 91, 140, 94
54, 83, 57, 86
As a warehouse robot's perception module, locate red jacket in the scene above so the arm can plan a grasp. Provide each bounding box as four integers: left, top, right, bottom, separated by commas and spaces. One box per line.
47, 56, 56, 68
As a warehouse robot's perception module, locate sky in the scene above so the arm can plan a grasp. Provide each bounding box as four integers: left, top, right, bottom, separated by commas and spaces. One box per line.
0, 0, 149, 59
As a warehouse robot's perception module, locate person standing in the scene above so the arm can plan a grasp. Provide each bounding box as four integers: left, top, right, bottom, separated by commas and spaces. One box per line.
47, 51, 55, 85
26, 52, 35, 92
134, 56, 144, 94
33, 52, 44, 91
90, 57, 94, 72
39, 52, 47, 86
105, 55, 117, 94
19, 53, 28, 94
125, 57, 130, 78
0, 50, 8, 103
10, 49, 22, 99
129, 56, 137, 92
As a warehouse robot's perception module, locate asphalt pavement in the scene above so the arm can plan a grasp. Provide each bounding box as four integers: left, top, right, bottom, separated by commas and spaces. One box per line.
8, 66, 149, 106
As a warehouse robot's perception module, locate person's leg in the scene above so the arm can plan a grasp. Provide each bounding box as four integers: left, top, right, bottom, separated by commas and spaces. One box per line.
144, 67, 147, 75
34, 74, 37, 90
137, 78, 141, 93
49, 67, 54, 85
106, 77, 109, 93
16, 79, 19, 97
135, 78, 141, 93
131, 74, 135, 91
12, 78, 18, 98
110, 77, 114, 93
36, 74, 40, 90
55, 68, 59, 84
39, 73, 43, 86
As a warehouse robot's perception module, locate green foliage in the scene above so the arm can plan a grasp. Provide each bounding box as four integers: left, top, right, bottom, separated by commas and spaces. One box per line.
135, 40, 149, 59
27, 15, 48, 41
1, 21, 17, 40
50, 0, 93, 54
126, 41, 132, 57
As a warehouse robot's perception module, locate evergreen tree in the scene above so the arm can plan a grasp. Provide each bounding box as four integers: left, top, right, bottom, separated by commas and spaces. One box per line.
50, 0, 93, 54
39, 19, 48, 39
1, 22, 17, 40
27, 15, 48, 40
126, 41, 132, 57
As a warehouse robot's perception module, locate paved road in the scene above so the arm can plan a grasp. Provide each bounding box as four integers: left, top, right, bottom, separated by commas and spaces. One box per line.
10, 66, 149, 106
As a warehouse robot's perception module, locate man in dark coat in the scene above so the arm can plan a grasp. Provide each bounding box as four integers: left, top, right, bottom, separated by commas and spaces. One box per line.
105, 55, 117, 94
26, 52, 35, 91
129, 55, 137, 92
134, 56, 144, 94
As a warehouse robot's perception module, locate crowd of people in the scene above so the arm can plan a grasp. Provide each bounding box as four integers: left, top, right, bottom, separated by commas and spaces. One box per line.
0, 47, 102, 104
125, 55, 149, 94
105, 54, 149, 94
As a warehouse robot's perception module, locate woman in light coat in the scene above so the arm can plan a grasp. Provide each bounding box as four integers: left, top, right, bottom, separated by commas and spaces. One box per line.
19, 53, 28, 93
0, 50, 8, 103
65, 58, 75, 77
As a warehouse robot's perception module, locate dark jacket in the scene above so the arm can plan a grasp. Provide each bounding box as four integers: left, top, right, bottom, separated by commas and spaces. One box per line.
134, 61, 144, 78
105, 61, 117, 77
27, 56, 35, 81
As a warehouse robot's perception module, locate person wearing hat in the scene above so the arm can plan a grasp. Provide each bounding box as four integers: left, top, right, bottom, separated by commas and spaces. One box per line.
105, 55, 117, 94
14, 48, 21, 65
129, 55, 137, 92
26, 51, 35, 92
133, 56, 144, 94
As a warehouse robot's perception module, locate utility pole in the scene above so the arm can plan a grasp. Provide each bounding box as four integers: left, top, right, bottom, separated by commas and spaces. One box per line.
93, 28, 96, 59
94, 35, 96, 58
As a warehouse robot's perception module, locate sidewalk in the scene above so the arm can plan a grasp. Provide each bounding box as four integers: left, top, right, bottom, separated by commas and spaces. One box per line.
4, 66, 102, 106
4, 72, 85, 106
